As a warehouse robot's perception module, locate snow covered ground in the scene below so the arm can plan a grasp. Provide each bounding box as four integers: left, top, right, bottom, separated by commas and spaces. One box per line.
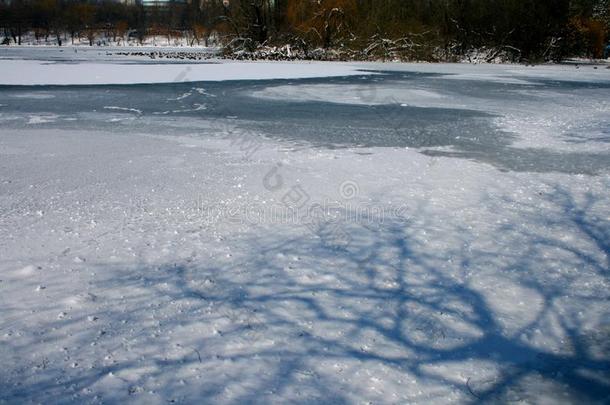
0, 47, 369, 85
0, 53, 609, 404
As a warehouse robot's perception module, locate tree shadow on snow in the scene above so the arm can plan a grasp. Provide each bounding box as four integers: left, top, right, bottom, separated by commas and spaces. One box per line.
1, 185, 609, 404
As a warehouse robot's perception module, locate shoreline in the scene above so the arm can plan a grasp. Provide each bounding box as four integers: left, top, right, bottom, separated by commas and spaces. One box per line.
2, 44, 609, 66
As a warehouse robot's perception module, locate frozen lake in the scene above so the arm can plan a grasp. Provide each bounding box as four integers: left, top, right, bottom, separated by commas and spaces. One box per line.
1, 61, 609, 174
0, 52, 609, 404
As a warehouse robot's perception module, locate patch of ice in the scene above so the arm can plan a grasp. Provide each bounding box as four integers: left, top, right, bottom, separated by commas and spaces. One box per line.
167, 92, 192, 101
0, 60, 373, 86
170, 103, 207, 113
193, 87, 216, 97
15, 264, 39, 277
27, 114, 59, 124
11, 92, 56, 99
437, 73, 538, 85
103, 106, 143, 115
353, 62, 610, 84
252, 84, 450, 108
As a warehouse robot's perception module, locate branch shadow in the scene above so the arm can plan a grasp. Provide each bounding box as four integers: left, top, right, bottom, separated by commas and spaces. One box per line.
1, 185, 609, 403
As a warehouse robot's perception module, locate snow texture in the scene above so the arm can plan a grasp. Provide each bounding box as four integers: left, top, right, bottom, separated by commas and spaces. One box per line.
0, 53, 609, 404
0, 47, 371, 85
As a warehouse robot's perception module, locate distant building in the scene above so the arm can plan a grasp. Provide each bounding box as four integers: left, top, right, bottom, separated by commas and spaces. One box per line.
141, 0, 187, 7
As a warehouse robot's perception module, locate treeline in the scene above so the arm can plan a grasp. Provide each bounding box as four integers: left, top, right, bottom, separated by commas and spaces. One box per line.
1, 0, 609, 61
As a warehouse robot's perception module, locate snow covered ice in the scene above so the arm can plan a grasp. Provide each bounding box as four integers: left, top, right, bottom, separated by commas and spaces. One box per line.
0, 49, 609, 404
